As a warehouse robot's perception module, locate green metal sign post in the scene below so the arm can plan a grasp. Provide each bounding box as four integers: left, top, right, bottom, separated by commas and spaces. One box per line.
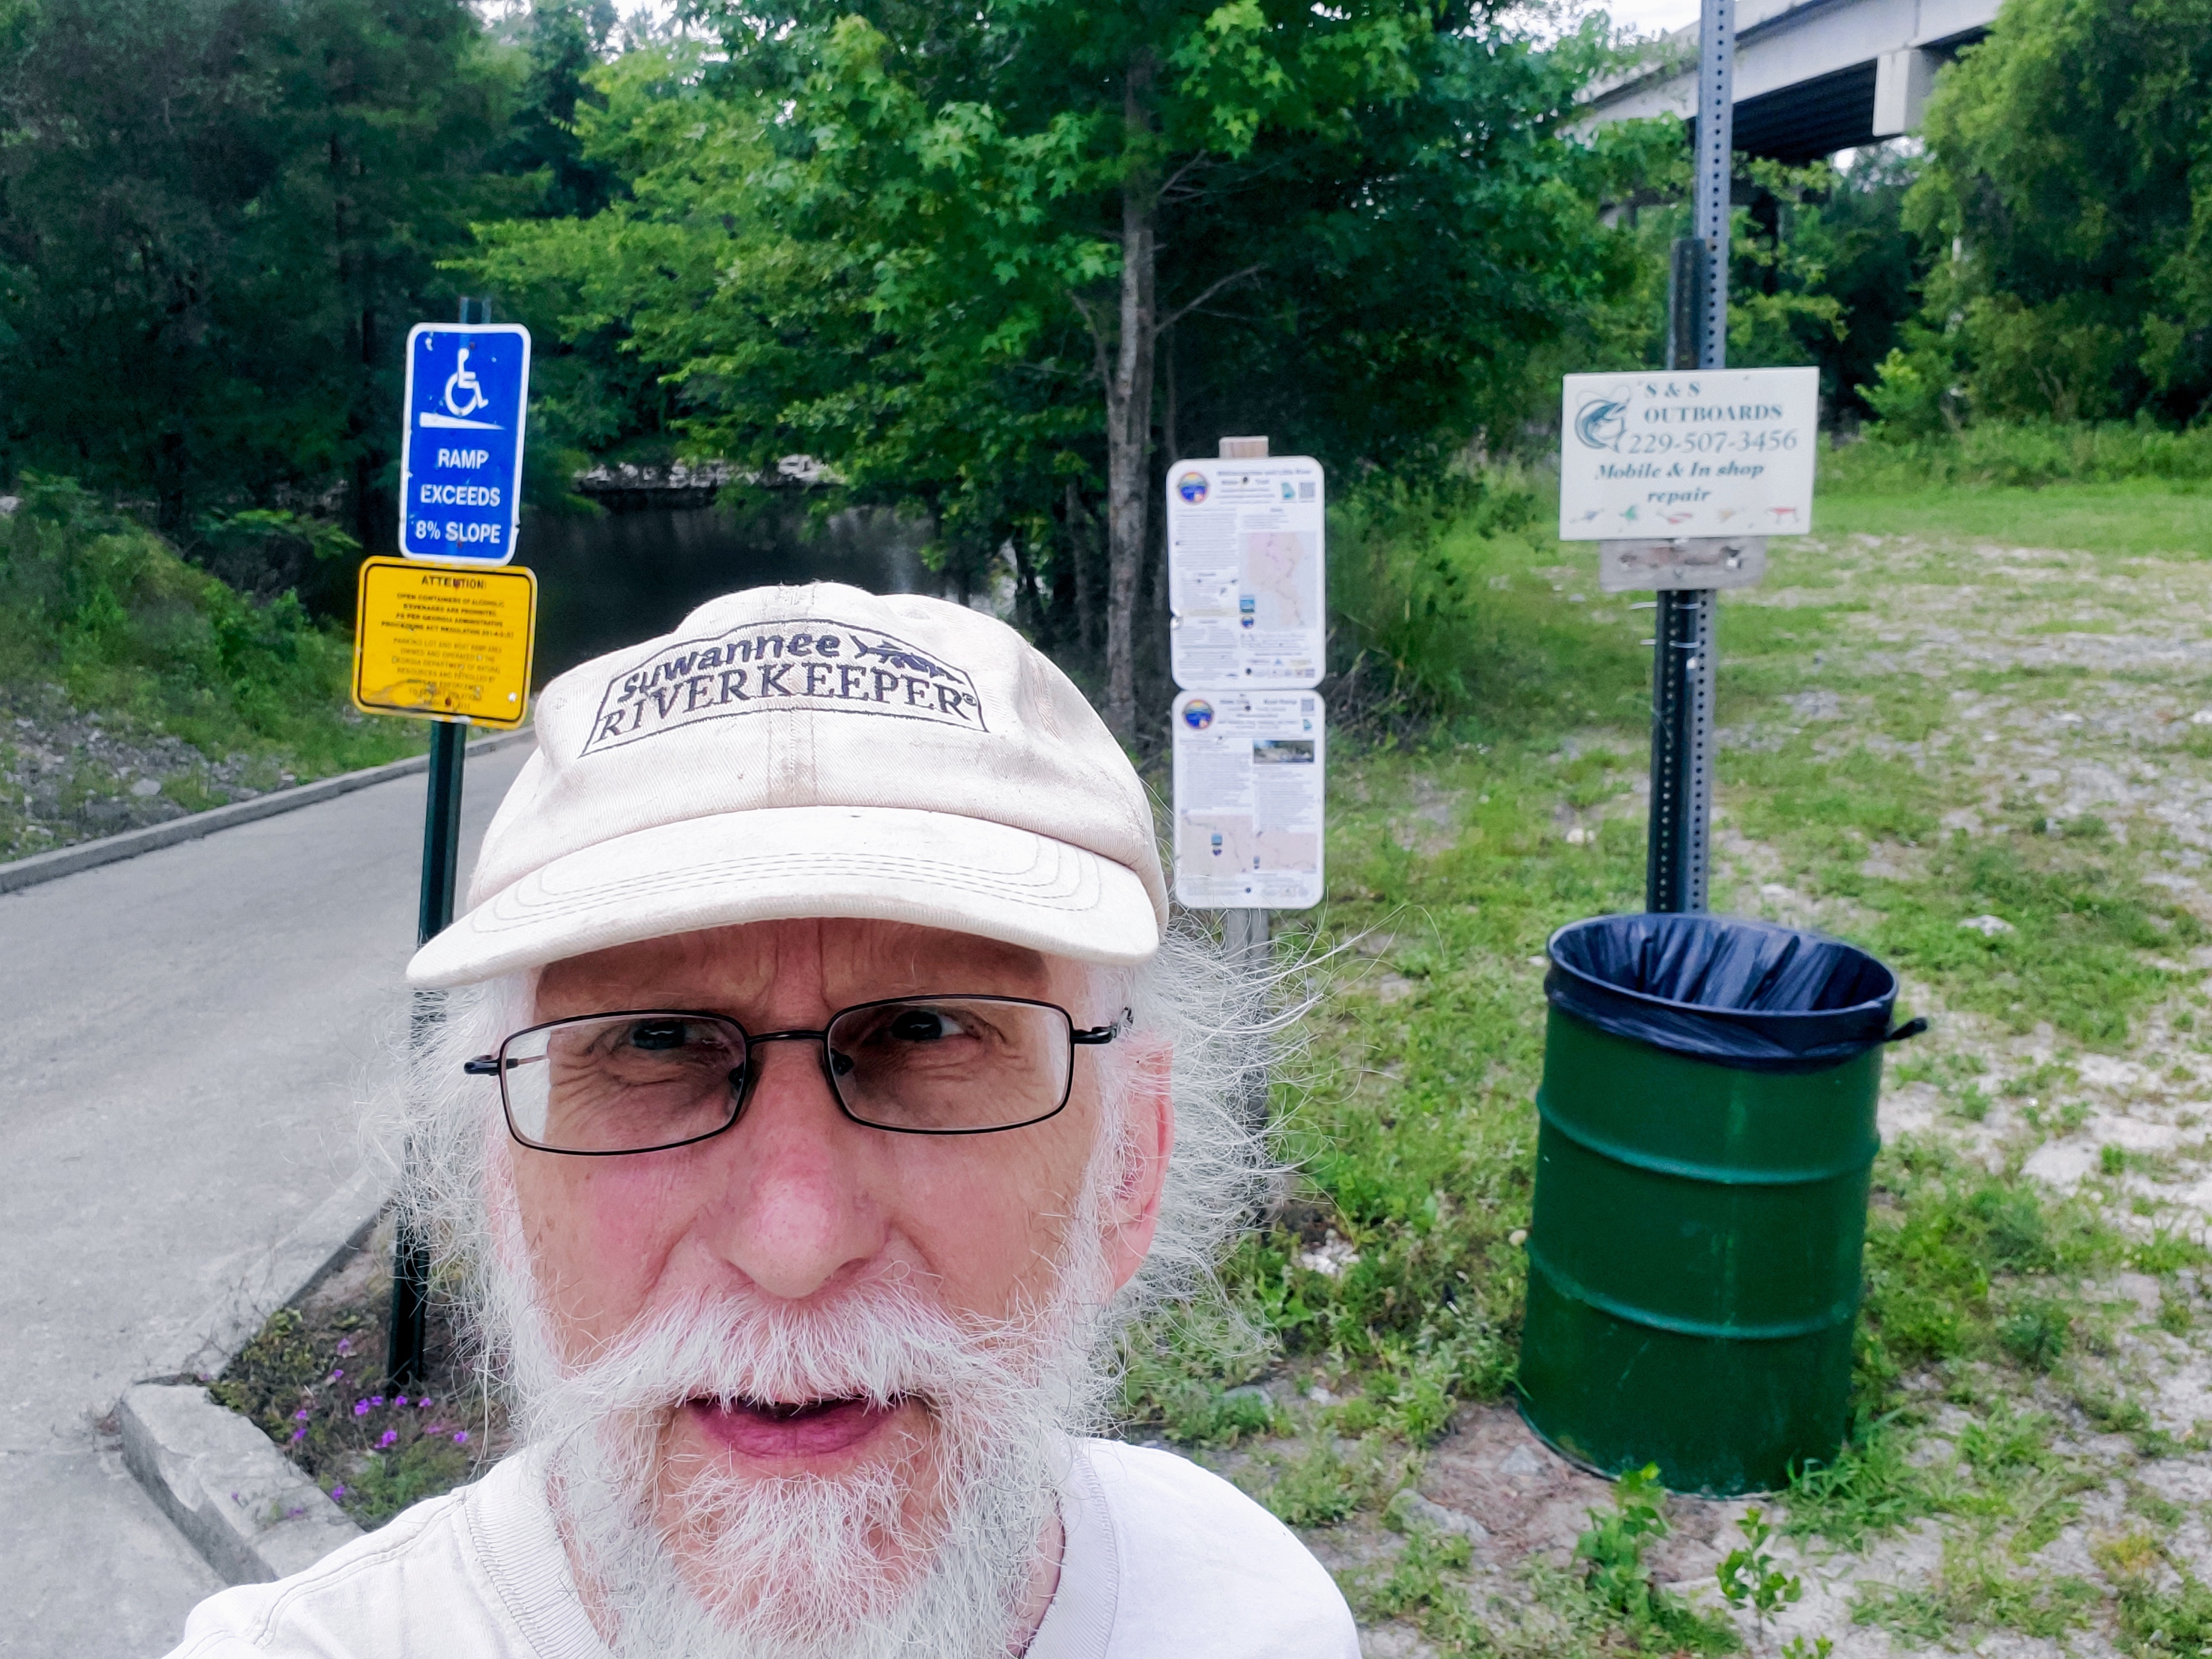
387, 717, 465, 1386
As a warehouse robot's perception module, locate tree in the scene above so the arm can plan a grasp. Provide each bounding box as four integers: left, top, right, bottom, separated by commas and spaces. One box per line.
1900, 0, 2212, 423
0, 0, 523, 552
470, 0, 1643, 737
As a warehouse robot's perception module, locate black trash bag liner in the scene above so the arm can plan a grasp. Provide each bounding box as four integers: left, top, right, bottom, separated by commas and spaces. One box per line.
1546, 913, 1914, 1071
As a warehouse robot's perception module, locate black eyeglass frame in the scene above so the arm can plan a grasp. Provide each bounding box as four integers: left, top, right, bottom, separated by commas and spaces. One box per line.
463, 995, 1130, 1156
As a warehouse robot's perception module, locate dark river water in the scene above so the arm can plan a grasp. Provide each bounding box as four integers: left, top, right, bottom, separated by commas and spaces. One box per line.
517, 500, 934, 684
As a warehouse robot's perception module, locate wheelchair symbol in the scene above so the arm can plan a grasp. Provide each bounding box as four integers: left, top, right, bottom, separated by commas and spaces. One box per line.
444, 350, 488, 418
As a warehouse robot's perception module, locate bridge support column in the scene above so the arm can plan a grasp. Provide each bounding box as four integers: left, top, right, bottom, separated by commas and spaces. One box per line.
1872, 47, 1937, 136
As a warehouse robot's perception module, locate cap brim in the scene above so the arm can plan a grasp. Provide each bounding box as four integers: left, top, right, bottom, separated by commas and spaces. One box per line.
406, 805, 1165, 988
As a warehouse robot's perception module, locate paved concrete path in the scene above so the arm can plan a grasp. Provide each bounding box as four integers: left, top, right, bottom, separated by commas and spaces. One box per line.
0, 742, 532, 1658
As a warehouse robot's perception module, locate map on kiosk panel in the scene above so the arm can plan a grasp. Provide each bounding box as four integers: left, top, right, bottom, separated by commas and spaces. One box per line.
1557, 366, 1817, 541
1167, 457, 1325, 689
1171, 691, 1326, 911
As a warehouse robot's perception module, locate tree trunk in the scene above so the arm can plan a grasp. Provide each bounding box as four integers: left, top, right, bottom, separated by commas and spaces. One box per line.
1067, 479, 1095, 659
1102, 59, 1158, 743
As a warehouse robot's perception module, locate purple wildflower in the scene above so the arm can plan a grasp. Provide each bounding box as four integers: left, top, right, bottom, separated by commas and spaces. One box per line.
330, 1484, 346, 1501
335, 1338, 352, 1356
378, 1430, 398, 1449
369, 1395, 384, 1408
352, 1399, 371, 1418
327, 1368, 344, 1382
293, 1408, 310, 1423
452, 1430, 469, 1446
290, 1427, 306, 1443
394, 1395, 409, 1409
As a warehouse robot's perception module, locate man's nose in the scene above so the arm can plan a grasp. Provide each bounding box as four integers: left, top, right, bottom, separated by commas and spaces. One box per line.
694, 1037, 887, 1301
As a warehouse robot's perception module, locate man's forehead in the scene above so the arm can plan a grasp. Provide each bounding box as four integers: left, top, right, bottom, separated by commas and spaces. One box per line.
535, 917, 1064, 1012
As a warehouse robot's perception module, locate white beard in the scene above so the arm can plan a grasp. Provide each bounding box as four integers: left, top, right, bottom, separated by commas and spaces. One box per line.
482, 1202, 1113, 1659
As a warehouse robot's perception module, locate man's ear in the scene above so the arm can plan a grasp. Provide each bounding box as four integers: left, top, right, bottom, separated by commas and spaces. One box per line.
1100, 1036, 1174, 1297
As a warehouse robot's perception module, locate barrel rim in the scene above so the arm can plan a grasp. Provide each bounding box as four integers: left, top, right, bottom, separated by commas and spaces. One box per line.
1546, 913, 1897, 1027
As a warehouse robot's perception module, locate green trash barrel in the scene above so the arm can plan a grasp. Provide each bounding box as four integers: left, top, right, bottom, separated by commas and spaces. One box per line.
1517, 913, 1916, 1495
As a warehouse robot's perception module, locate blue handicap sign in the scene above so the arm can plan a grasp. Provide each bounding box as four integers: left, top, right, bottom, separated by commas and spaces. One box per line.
399, 323, 531, 563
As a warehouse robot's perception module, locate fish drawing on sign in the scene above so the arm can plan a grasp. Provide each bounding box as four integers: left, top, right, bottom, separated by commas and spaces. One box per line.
1573, 397, 1629, 451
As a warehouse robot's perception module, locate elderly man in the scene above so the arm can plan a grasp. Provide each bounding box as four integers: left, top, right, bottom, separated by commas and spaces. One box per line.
166, 585, 1356, 1659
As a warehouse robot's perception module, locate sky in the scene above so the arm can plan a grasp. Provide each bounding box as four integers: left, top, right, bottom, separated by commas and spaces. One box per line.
1594, 0, 1706, 36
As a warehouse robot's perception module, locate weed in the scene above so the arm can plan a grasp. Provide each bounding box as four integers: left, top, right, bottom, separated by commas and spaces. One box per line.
1349, 1526, 1483, 1653
1717, 1507, 1803, 1640
1998, 1297, 2071, 1371
2099, 1537, 2212, 1659
1577, 1464, 1672, 1620
1857, 1538, 2101, 1641
2134, 1228, 2212, 1274
1247, 1435, 1399, 1529
1783, 1412, 1936, 1547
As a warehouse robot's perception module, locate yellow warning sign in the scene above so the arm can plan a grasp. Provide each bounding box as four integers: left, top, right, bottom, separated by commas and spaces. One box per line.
352, 556, 537, 728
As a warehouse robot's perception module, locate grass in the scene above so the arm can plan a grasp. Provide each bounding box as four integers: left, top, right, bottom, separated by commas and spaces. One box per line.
0, 476, 426, 854
1119, 465, 2212, 1654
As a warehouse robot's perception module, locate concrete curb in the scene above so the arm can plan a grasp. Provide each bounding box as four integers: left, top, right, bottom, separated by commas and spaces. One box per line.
120, 1384, 362, 1585
0, 725, 535, 895
170, 1163, 395, 1382
122, 1169, 390, 1584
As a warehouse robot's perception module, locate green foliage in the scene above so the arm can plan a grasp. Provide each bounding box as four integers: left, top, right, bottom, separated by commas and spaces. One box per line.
464, 0, 1651, 655
1897, 0, 2212, 425
1829, 420, 2212, 491
1856, 1541, 2102, 1642
1351, 1522, 1481, 1652
2102, 1539, 2212, 1659
1578, 1464, 1671, 1620
1328, 472, 1644, 730
1554, 1465, 1741, 1654
1248, 1435, 1393, 1528
0, 478, 420, 774
0, 0, 535, 543
213, 1264, 498, 1529
1717, 1507, 1803, 1632
1784, 1412, 1939, 1547
1857, 1137, 2122, 1392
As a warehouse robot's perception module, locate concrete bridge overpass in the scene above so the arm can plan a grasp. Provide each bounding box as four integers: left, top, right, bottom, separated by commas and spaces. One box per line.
1579, 0, 2002, 161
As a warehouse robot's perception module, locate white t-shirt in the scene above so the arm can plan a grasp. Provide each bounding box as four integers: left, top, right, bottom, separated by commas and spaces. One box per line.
163, 1438, 1359, 1659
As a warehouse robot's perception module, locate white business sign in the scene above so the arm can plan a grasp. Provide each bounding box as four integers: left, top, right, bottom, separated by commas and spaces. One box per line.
1167, 456, 1325, 690
1171, 690, 1325, 911
1558, 366, 1817, 541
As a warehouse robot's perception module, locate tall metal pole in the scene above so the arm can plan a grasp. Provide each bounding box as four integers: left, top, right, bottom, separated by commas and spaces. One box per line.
387, 717, 464, 1386
386, 290, 493, 1387
1647, 0, 1731, 914
1213, 434, 1275, 1131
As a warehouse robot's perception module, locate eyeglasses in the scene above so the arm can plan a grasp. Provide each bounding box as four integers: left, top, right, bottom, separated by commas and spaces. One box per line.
463, 996, 1127, 1156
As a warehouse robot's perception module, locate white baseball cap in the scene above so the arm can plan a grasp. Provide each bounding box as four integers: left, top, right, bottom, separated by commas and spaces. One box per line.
406, 582, 1168, 988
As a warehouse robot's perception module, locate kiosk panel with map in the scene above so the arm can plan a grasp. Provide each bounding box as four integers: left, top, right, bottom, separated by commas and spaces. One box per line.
1166, 456, 1326, 689
1171, 690, 1326, 910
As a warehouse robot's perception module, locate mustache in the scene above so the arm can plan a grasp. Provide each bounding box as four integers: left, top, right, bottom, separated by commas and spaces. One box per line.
518, 1278, 1056, 1446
